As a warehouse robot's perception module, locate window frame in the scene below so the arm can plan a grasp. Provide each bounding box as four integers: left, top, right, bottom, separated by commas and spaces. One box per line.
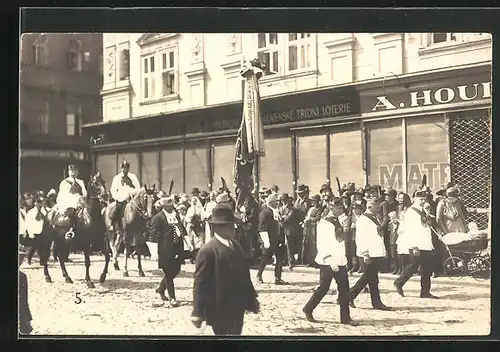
32, 35, 48, 66
66, 40, 83, 71
160, 47, 178, 97
256, 33, 281, 76
66, 102, 83, 136
117, 46, 130, 81
286, 33, 312, 73
35, 101, 50, 135
141, 54, 156, 100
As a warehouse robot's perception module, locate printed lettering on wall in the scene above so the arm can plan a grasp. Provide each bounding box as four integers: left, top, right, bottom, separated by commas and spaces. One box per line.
379, 162, 450, 191
370, 81, 492, 112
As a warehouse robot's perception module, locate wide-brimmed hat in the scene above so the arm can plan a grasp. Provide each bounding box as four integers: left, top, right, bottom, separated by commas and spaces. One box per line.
414, 189, 428, 199
386, 188, 397, 198
368, 195, 382, 206
320, 183, 332, 193
192, 187, 200, 195
216, 193, 230, 203
309, 194, 320, 202
436, 182, 454, 196
296, 184, 309, 194
259, 187, 269, 194
209, 202, 236, 225
328, 197, 344, 208
446, 186, 460, 197
159, 197, 174, 208
279, 193, 291, 202
354, 187, 365, 196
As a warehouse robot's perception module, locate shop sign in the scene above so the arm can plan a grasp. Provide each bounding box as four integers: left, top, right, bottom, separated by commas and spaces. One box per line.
379, 162, 450, 190
210, 86, 361, 132
20, 150, 85, 160
361, 74, 492, 113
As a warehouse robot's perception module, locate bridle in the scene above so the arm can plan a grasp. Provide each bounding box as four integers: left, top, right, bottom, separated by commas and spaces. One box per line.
130, 190, 153, 220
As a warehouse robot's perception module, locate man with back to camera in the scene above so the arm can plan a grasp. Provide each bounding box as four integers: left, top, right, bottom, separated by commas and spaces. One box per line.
191, 202, 260, 335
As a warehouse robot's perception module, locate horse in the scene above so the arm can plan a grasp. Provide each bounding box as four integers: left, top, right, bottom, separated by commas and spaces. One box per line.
86, 172, 109, 255
48, 194, 96, 288
100, 185, 155, 282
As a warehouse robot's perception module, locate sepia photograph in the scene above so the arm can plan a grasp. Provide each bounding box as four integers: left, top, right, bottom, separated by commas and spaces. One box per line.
18, 30, 492, 336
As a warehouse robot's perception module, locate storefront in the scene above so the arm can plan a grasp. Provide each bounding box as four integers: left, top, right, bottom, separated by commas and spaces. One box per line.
358, 63, 491, 228
85, 85, 361, 196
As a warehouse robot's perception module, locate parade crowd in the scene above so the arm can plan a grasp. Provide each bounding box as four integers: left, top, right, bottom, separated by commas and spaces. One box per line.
18, 160, 485, 335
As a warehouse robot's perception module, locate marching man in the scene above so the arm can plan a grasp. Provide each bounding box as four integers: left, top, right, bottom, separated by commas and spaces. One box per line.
394, 189, 439, 299
109, 160, 141, 231
55, 165, 87, 215
302, 197, 359, 326
349, 195, 392, 311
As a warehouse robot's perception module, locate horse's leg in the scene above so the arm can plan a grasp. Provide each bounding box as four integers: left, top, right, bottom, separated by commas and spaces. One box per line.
137, 250, 145, 277
83, 244, 95, 289
122, 227, 129, 277
57, 240, 73, 284
40, 234, 52, 283
99, 235, 111, 283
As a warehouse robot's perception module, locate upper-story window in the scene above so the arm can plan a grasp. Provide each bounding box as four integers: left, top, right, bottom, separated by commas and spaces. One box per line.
32, 34, 48, 66
161, 49, 176, 96
141, 47, 178, 100
118, 48, 130, 80
66, 39, 83, 71
66, 102, 83, 136
142, 55, 156, 99
32, 99, 49, 135
256, 33, 315, 77
288, 33, 311, 72
257, 33, 280, 75
431, 33, 456, 45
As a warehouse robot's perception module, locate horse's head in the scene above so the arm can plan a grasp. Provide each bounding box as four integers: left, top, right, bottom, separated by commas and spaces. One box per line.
132, 185, 156, 219
89, 171, 108, 203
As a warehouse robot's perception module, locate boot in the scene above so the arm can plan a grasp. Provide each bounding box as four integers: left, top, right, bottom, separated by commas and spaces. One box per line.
370, 285, 392, 311
396, 255, 403, 275
340, 306, 359, 326
391, 258, 399, 275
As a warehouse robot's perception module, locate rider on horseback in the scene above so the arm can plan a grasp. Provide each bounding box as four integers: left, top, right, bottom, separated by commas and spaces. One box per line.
109, 160, 141, 231
55, 165, 87, 234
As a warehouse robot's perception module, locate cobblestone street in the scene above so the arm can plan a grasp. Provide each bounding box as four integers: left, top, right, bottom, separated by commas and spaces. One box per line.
20, 254, 490, 336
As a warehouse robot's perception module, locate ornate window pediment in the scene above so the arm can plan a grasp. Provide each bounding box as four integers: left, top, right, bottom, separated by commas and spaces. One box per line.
137, 33, 180, 46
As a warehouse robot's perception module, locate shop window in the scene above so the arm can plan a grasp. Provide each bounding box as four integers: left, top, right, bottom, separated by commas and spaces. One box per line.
66, 39, 83, 71
161, 49, 177, 96
287, 33, 311, 72
118, 48, 130, 80
142, 55, 156, 99
32, 34, 48, 65
257, 33, 280, 75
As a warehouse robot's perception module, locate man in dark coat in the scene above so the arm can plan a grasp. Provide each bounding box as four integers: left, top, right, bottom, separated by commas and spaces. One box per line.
239, 193, 260, 263
191, 203, 260, 335
256, 194, 288, 285
19, 245, 33, 335
151, 198, 186, 307
280, 193, 302, 270
379, 188, 398, 273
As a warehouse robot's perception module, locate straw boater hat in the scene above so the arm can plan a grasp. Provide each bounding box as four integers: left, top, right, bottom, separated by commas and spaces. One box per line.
446, 186, 460, 197
309, 194, 320, 203
436, 182, 453, 196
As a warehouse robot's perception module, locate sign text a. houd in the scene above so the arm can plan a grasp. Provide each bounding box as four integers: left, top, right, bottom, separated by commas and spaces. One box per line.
369, 80, 492, 112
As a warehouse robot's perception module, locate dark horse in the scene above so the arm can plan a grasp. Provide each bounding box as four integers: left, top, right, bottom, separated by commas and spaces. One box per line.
49, 195, 96, 288
100, 186, 155, 282
86, 172, 109, 255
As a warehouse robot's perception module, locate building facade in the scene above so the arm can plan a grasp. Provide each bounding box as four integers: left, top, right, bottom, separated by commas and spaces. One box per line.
83, 32, 492, 228
20, 33, 103, 192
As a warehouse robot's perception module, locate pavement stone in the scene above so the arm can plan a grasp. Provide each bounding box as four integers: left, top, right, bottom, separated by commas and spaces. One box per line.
20, 254, 491, 336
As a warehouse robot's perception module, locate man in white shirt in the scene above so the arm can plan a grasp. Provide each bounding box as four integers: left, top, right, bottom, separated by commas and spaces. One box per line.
109, 160, 141, 230
302, 197, 359, 326
56, 164, 87, 215
394, 190, 439, 299
349, 195, 392, 311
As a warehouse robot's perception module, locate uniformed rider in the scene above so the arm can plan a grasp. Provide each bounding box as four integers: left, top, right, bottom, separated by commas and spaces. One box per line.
110, 160, 141, 231
55, 165, 87, 216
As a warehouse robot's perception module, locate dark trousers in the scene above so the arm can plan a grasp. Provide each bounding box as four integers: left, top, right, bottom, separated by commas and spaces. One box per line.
112, 201, 126, 225
158, 265, 181, 300
345, 240, 355, 270
211, 312, 245, 335
350, 257, 385, 307
257, 244, 284, 279
304, 265, 352, 322
395, 250, 434, 295
286, 233, 301, 266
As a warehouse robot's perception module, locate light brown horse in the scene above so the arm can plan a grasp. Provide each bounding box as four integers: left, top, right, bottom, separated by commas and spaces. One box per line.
100, 186, 155, 281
